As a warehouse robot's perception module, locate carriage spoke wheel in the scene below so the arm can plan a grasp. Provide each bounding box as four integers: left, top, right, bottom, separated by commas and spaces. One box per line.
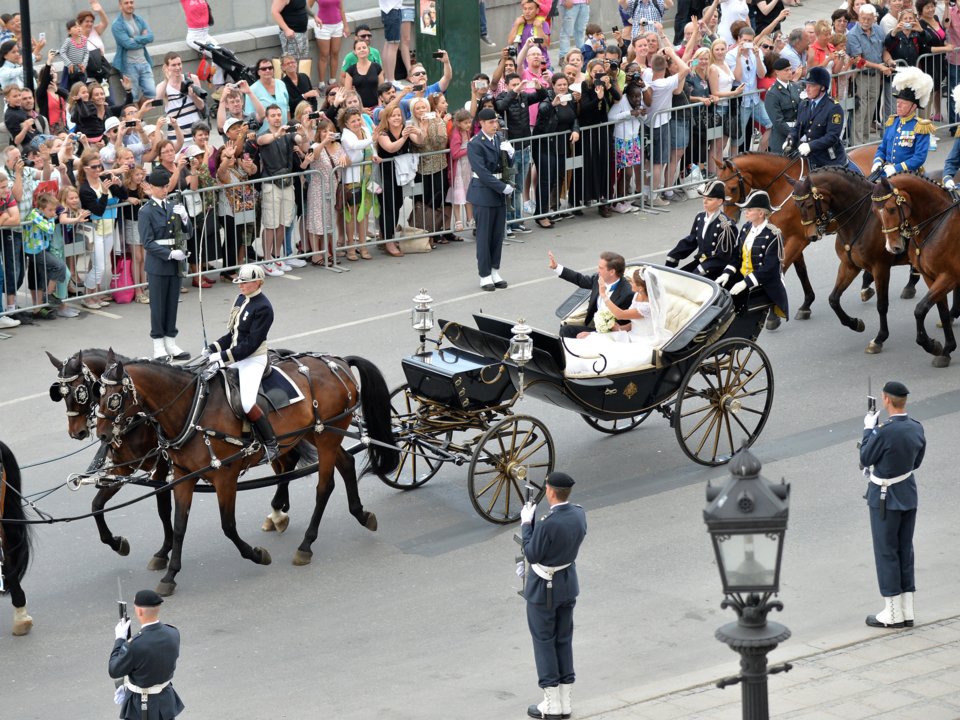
380, 385, 449, 490
468, 414, 553, 524
580, 410, 652, 435
674, 338, 774, 466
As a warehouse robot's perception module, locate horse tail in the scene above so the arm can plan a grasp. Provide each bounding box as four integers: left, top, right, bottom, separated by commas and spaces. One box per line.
343, 356, 400, 477
0, 440, 32, 588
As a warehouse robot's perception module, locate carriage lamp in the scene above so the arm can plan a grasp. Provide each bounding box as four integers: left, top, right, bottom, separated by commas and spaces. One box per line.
411, 289, 435, 353
704, 447, 792, 720
509, 319, 533, 398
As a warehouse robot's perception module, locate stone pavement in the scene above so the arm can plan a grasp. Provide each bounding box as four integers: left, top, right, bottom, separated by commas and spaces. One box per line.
578, 615, 960, 719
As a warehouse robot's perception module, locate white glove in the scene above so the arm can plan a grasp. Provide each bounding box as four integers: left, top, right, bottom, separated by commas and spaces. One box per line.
730, 280, 748, 295
115, 618, 131, 640
871, 161, 882, 173
519, 501, 536, 524
172, 204, 189, 222
781, 139, 790, 151
883, 164, 896, 178
168, 249, 186, 261
864, 411, 879, 430
201, 347, 211, 359
503, 185, 515, 195
945, 178, 956, 191
715, 273, 730, 287
500, 140, 515, 158
797, 142, 811, 157
207, 355, 224, 369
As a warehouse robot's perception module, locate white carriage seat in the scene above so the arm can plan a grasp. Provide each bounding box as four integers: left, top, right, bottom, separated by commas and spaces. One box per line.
562, 268, 714, 379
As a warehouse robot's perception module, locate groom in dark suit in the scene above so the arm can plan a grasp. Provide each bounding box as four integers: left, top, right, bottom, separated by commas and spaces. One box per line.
548, 250, 634, 338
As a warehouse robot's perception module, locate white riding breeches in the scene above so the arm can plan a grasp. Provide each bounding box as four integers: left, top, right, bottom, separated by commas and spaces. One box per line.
233, 355, 268, 413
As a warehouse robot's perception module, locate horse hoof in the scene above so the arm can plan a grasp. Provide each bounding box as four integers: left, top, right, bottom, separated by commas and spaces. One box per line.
931, 340, 944, 356
900, 287, 916, 300
292, 549, 313, 566
794, 309, 811, 321
156, 581, 177, 597
861, 287, 876, 302
254, 547, 272, 565
116, 537, 131, 557
273, 514, 289, 534
12, 618, 33, 636
933, 355, 951, 368
853, 319, 865, 333
364, 511, 378, 532
765, 317, 781, 331
865, 341, 883, 354
261, 516, 276, 532
146, 555, 168, 571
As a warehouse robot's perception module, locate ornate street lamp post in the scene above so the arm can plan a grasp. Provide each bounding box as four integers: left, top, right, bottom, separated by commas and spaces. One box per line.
704, 448, 792, 720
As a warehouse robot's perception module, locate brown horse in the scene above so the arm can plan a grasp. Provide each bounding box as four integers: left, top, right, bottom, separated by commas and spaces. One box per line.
788, 168, 918, 353
871, 175, 960, 367
715, 148, 878, 328
1, 440, 33, 635
95, 350, 398, 596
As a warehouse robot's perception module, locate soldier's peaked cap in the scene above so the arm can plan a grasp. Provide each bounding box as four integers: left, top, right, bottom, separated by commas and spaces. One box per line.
134, 589, 164, 607
146, 167, 171, 187
882, 380, 909, 397
546, 471, 575, 488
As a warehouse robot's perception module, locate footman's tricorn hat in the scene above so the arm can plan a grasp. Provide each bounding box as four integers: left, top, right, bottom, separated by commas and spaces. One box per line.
134, 589, 164, 607
546, 471, 575, 488
234, 263, 265, 283
882, 380, 909, 397
698, 179, 726, 200
735, 189, 773, 211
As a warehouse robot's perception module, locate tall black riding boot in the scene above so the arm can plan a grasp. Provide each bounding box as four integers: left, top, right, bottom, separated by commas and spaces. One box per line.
247, 408, 280, 462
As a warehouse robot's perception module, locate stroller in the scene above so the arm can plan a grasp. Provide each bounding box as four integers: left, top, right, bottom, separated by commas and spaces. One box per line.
193, 41, 258, 87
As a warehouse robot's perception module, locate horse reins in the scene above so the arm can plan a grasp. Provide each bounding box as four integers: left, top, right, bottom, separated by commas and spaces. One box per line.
722, 155, 803, 210
871, 185, 960, 254
793, 184, 873, 241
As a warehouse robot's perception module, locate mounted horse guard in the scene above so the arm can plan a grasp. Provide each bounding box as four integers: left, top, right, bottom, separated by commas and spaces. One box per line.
869, 67, 934, 182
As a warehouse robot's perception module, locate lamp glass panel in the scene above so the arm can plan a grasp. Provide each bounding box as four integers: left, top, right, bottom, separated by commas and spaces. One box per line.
717, 532, 780, 590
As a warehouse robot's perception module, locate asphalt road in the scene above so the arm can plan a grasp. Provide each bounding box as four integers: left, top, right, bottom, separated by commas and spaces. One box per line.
2, 153, 960, 718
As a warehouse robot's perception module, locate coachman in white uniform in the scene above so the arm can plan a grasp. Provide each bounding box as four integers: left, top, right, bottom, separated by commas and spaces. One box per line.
203, 264, 279, 461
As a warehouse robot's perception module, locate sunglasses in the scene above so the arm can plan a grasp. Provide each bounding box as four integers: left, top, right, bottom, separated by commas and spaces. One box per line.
258, 66, 273, 72
411, 71, 426, 76
87, 164, 103, 170
760, 44, 773, 50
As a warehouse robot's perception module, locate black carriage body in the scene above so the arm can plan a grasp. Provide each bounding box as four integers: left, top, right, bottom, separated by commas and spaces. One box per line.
401, 349, 515, 410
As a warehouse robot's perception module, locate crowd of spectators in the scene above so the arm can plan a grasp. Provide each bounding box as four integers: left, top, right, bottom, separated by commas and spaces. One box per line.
1, 0, 959, 331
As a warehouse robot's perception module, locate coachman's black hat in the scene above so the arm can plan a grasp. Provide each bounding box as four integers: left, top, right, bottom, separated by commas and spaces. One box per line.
698, 179, 726, 200
882, 380, 909, 397
134, 589, 164, 607
546, 471, 575, 488
735, 189, 773, 211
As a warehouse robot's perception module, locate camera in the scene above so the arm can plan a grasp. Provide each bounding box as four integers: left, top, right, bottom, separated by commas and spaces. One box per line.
22, 159, 35, 168
150, 98, 163, 107
904, 22, 913, 29
534, 37, 545, 45
307, 111, 321, 120
331, 132, 341, 140
432, 50, 445, 59
125, 120, 137, 128
630, 72, 644, 83
609, 60, 620, 70
424, 111, 437, 120
612, 25, 619, 31
180, 77, 208, 98
51, 152, 59, 166
99, 173, 111, 181
507, 46, 518, 57
286, 123, 300, 131
413, 83, 425, 92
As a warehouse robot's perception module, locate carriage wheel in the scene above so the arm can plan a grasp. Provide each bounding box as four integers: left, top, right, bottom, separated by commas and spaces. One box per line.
674, 338, 774, 466
468, 415, 553, 524
380, 385, 449, 490
580, 411, 652, 435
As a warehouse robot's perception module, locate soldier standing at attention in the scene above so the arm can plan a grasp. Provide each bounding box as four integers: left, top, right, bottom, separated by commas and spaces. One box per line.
520, 472, 587, 720
860, 381, 925, 629
664, 179, 738, 280
467, 107, 514, 292
139, 168, 191, 361
109, 589, 184, 720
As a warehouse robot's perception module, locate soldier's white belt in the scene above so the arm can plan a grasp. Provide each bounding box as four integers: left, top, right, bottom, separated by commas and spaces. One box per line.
870, 471, 912, 486
154, 239, 175, 246
531, 562, 571, 580
125, 678, 171, 696
472, 172, 502, 179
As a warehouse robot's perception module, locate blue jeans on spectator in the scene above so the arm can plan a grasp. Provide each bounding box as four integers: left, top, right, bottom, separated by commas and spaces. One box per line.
558, 3, 591, 57
1, 230, 24, 307
126, 60, 156, 101
479, 1, 489, 37
507, 142, 532, 225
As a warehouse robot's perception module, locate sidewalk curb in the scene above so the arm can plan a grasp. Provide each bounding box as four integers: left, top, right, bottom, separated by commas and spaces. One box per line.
575, 613, 960, 718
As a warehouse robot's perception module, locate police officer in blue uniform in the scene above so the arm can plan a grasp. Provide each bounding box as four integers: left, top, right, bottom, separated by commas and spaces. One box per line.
871, 67, 934, 180
139, 168, 192, 361
859, 381, 925, 629
467, 107, 514, 292
109, 589, 184, 720
786, 66, 860, 174
717, 190, 790, 321
665, 180, 739, 280
520, 471, 587, 720
203, 263, 279, 461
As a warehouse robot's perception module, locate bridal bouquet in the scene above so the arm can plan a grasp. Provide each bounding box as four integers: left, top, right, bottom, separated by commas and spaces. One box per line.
595, 307, 616, 333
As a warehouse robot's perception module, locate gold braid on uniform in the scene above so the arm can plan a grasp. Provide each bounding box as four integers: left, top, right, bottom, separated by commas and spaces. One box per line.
914, 118, 934, 135
884, 115, 896, 128
717, 215, 735, 254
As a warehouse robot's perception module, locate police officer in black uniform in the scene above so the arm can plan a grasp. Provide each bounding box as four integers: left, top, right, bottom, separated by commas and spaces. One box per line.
786, 66, 861, 174
859, 380, 925, 629
665, 180, 738, 280
139, 168, 192, 361
520, 472, 587, 720
467, 107, 514, 292
109, 589, 184, 720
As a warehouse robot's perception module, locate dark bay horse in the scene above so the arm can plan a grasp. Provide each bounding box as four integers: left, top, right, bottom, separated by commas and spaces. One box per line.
95, 350, 398, 596
1, 440, 33, 635
871, 175, 960, 367
788, 168, 917, 353
716, 148, 878, 328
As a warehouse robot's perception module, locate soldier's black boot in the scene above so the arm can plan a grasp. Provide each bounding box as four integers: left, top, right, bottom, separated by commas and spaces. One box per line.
247, 407, 279, 462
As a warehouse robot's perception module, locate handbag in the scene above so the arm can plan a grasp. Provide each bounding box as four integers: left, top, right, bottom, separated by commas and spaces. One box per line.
398, 226, 432, 254
110, 255, 135, 304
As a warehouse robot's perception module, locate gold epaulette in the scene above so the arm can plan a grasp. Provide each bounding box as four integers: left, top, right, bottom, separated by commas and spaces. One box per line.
914, 118, 934, 135
885, 115, 896, 127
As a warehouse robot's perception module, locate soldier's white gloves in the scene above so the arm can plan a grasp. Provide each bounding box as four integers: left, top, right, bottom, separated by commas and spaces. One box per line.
500, 140, 515, 158
781, 139, 790, 151
201, 347, 211, 359
115, 618, 131, 640
871, 161, 882, 174
883, 164, 896, 178
797, 142, 811, 157
945, 178, 956, 191
715, 273, 730, 287
207, 355, 224, 370
168, 249, 186, 261
730, 280, 748, 295
864, 411, 879, 430
520, 501, 536, 525
503, 185, 514, 195
172, 204, 189, 222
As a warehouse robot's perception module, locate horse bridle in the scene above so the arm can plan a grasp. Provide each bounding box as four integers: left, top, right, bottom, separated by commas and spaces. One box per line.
793, 183, 873, 240
51, 359, 101, 426
871, 186, 916, 242
97, 362, 142, 447
720, 156, 802, 216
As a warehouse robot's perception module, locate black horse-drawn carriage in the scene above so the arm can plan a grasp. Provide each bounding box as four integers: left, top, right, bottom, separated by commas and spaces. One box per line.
382, 265, 776, 524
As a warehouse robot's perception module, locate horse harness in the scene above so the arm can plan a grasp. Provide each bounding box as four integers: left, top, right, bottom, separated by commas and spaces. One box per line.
721, 156, 802, 214
871, 185, 960, 257
792, 183, 874, 263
